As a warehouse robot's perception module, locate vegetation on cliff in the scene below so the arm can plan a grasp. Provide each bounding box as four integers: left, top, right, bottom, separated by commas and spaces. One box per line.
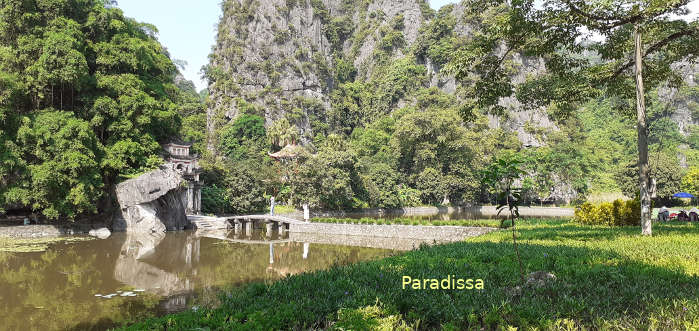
197, 0, 698, 215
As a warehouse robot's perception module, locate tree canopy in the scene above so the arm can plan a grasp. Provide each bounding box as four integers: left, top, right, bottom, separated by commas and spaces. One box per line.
0, 0, 195, 219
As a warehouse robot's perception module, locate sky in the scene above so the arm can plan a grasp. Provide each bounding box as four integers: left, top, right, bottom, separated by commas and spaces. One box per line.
116, 0, 458, 91
116, 0, 222, 92
116, 0, 696, 92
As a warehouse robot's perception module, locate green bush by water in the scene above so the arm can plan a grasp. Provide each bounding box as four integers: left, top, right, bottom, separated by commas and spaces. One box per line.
574, 199, 641, 226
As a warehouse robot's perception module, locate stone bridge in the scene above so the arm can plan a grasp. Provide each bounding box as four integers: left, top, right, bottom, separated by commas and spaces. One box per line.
188, 214, 305, 237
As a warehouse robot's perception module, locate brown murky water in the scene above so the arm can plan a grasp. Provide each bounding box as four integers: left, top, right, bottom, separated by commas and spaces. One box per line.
0, 230, 398, 330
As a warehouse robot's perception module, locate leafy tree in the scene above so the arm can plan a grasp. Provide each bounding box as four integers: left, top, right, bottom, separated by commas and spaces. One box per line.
449, 0, 699, 235
223, 163, 267, 214
615, 152, 686, 203
358, 162, 403, 208
294, 135, 361, 210
534, 0, 698, 235
0, 0, 187, 219
682, 167, 699, 196
391, 92, 483, 204
201, 184, 231, 215
267, 117, 299, 149
482, 154, 527, 284
415, 167, 446, 205
413, 4, 458, 66
12, 111, 103, 219
219, 114, 266, 161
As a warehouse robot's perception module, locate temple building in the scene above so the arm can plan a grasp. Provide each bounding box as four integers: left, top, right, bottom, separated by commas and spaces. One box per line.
163, 141, 202, 215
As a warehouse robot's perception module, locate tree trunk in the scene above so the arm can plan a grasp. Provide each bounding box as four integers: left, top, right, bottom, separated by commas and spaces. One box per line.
441, 193, 450, 206
634, 25, 652, 236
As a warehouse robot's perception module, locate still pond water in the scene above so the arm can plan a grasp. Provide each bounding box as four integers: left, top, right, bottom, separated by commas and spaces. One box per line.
0, 230, 399, 330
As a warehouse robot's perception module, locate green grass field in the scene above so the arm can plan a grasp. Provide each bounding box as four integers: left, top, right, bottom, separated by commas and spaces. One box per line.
121, 219, 699, 330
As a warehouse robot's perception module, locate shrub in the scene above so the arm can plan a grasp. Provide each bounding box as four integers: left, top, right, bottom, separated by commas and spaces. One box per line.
574, 199, 641, 226
201, 184, 231, 215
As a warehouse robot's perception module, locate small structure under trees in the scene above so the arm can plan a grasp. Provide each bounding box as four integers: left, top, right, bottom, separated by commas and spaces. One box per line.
163, 141, 202, 215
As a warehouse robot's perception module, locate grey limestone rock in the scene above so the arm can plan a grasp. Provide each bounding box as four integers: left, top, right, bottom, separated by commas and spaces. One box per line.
88, 227, 112, 239
113, 166, 189, 233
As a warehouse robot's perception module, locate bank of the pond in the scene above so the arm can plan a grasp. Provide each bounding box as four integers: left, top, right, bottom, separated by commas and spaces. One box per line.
0, 222, 110, 239
310, 217, 502, 228
292, 221, 497, 242
280, 205, 575, 219
122, 219, 699, 330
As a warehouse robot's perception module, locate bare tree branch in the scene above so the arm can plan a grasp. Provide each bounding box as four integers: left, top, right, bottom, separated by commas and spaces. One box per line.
611, 26, 699, 79
563, 0, 690, 31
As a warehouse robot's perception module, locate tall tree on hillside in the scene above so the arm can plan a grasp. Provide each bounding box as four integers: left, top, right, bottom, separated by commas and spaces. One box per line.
0, 0, 187, 219
535, 0, 697, 235
448, 0, 699, 235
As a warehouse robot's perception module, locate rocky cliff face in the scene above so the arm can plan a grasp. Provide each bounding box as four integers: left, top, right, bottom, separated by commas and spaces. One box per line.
113, 166, 190, 233
208, 0, 698, 148
206, 0, 565, 148
207, 0, 433, 145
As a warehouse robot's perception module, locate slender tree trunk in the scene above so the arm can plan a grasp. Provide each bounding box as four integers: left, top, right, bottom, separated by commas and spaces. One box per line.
634, 25, 652, 236
507, 193, 525, 284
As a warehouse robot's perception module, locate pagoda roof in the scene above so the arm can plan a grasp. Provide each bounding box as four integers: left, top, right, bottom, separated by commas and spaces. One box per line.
268, 144, 305, 159
163, 138, 193, 147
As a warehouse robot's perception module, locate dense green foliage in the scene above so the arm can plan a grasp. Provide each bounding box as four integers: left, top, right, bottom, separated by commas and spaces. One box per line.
122, 219, 699, 330
683, 166, 699, 196
0, 0, 198, 219
574, 199, 642, 226
197, 0, 698, 214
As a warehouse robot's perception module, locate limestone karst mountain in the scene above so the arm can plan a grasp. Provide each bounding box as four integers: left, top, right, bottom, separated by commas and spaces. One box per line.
204, 0, 698, 203
206, 0, 696, 146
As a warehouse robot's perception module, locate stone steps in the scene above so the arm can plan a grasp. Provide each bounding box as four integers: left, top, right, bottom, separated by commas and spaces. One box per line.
190, 219, 230, 230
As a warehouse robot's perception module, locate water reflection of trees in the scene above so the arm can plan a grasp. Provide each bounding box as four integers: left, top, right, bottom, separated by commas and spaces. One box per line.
0, 231, 393, 330
0, 236, 155, 331
194, 235, 390, 288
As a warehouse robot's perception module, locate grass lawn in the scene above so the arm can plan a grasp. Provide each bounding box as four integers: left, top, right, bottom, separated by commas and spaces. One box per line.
310, 217, 502, 228
121, 219, 699, 330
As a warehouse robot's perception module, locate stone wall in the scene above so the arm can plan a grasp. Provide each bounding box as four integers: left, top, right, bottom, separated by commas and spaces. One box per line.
288, 232, 457, 250
0, 224, 101, 238
281, 206, 574, 220
289, 222, 497, 241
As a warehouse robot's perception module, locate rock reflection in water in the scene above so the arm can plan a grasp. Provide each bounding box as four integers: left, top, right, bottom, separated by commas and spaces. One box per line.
114, 232, 194, 298
0, 230, 396, 331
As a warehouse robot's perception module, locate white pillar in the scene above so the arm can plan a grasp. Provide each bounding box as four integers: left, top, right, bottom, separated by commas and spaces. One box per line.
187, 182, 194, 214
269, 243, 274, 264
303, 203, 310, 222
303, 242, 309, 259
245, 222, 252, 237
195, 184, 201, 215
185, 242, 192, 266
266, 222, 273, 238
270, 197, 275, 215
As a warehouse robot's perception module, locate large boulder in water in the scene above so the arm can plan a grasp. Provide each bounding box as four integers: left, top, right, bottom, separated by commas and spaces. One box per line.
113, 165, 190, 233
